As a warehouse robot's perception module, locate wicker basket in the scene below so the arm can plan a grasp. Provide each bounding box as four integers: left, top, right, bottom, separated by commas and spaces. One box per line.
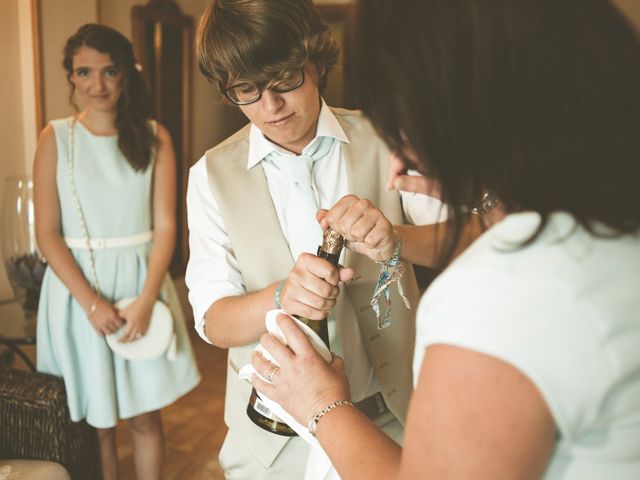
0, 369, 102, 479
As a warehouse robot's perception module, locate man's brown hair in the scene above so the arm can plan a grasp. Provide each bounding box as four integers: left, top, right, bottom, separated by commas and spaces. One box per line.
196, 0, 339, 93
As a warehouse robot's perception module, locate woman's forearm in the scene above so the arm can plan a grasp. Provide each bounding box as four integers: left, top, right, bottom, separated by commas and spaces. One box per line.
396, 217, 483, 268
144, 122, 178, 303
140, 225, 175, 302
38, 231, 97, 314
314, 404, 402, 480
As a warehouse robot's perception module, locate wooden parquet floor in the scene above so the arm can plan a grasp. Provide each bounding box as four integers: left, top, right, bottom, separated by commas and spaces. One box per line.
115, 280, 228, 480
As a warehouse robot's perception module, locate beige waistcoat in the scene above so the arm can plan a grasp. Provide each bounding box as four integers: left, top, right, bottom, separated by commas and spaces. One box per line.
205, 108, 420, 468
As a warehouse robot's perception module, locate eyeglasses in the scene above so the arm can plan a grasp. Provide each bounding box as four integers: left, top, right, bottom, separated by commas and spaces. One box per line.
222, 68, 305, 105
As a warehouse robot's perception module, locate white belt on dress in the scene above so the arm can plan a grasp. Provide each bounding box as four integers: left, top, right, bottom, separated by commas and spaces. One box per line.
65, 231, 153, 250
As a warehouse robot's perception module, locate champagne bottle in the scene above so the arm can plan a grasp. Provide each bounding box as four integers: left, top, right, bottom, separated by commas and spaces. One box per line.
246, 227, 345, 436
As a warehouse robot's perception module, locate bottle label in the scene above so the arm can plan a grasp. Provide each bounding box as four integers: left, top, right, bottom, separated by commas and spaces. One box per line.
249, 389, 287, 422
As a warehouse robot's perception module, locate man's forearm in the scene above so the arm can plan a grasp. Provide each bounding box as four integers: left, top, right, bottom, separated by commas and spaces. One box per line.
203, 282, 280, 348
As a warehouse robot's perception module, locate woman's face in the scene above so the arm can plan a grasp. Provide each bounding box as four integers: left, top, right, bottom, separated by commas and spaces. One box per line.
70, 46, 123, 113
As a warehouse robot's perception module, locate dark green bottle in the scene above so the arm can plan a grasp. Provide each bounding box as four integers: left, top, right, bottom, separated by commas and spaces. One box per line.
246, 228, 345, 436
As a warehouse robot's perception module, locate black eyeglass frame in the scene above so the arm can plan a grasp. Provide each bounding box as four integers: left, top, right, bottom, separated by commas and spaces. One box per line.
221, 68, 306, 106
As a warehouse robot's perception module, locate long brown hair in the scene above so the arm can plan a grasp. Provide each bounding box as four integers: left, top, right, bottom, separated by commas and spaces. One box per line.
354, 0, 640, 262
63, 23, 156, 171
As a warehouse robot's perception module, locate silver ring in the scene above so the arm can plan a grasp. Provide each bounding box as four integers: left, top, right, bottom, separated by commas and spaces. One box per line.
265, 365, 279, 382
135, 332, 142, 339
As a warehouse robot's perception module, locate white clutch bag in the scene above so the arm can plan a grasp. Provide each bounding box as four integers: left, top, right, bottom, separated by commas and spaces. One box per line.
106, 298, 176, 361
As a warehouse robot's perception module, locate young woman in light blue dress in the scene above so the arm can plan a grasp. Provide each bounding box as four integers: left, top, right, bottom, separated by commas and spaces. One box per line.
33, 24, 200, 480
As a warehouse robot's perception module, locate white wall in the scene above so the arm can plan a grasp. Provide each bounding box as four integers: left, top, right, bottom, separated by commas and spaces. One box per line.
18, 0, 39, 176
0, 0, 96, 300
0, 0, 29, 299
0, 0, 26, 180
40, 0, 98, 123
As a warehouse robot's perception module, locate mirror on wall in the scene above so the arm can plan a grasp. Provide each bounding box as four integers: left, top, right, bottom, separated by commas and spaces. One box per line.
132, 0, 193, 276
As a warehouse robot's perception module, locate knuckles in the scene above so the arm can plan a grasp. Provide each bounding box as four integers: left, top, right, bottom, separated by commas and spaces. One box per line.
259, 332, 272, 346
318, 283, 337, 299
340, 194, 360, 205
356, 198, 373, 210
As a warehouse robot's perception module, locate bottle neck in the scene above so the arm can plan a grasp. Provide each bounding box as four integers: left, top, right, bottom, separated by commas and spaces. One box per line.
316, 247, 341, 266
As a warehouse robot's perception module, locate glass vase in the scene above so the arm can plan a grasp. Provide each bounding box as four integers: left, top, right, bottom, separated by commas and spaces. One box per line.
1, 175, 47, 317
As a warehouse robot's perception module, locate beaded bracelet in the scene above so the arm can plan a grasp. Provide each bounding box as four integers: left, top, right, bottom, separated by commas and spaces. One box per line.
371, 239, 411, 329
308, 399, 355, 437
274, 280, 286, 309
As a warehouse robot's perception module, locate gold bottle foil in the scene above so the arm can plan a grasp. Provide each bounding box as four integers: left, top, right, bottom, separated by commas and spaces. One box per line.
321, 227, 344, 255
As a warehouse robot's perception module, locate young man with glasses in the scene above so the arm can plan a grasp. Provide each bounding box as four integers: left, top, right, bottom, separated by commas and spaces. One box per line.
185, 0, 445, 478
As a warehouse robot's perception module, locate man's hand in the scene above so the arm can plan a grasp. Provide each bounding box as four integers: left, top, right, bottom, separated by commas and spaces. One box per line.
280, 253, 355, 319
318, 194, 397, 262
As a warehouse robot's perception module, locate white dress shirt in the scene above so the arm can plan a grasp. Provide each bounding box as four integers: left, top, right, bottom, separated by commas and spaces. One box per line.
186, 103, 444, 403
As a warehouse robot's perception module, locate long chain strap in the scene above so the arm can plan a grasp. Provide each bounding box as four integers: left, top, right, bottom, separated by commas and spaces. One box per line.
67, 117, 101, 293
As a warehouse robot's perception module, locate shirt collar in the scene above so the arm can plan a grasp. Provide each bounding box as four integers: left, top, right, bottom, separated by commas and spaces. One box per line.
246, 99, 350, 169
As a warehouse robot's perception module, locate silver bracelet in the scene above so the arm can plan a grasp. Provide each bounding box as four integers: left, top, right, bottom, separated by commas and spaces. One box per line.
308, 400, 354, 437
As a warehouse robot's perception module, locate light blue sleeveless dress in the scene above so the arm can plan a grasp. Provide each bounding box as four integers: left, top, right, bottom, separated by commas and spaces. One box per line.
37, 117, 201, 429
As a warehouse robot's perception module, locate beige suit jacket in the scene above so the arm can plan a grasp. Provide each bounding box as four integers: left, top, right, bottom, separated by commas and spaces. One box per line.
205, 108, 420, 468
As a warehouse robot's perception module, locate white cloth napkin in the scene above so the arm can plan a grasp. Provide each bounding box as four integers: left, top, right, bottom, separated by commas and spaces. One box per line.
238, 309, 340, 480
